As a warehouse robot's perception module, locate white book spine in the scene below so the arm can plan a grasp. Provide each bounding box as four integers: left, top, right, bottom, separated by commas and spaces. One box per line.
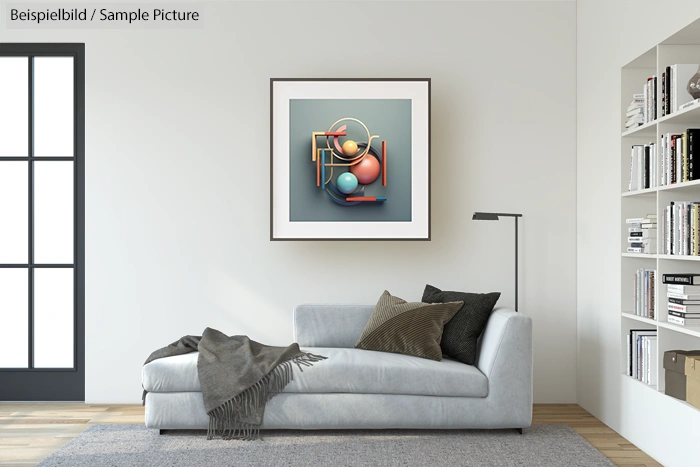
672, 64, 677, 112
650, 338, 658, 386
629, 147, 634, 191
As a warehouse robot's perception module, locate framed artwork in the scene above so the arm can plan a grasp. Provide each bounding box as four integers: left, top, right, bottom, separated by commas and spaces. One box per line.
270, 78, 430, 240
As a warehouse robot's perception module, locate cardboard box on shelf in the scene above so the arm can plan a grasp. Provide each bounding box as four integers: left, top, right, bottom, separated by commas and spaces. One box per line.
664, 350, 700, 401
685, 355, 700, 409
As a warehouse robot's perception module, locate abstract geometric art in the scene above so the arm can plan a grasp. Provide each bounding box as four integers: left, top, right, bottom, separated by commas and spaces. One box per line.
270, 78, 430, 240
312, 117, 387, 206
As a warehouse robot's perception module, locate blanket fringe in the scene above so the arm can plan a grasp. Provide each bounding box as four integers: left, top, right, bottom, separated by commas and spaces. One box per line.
206, 352, 327, 441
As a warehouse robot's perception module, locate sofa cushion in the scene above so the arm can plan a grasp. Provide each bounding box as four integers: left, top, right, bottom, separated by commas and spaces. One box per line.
142, 347, 488, 398
355, 290, 462, 361
422, 284, 501, 365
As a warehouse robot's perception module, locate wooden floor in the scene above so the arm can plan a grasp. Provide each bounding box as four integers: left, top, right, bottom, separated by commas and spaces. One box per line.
0, 403, 661, 467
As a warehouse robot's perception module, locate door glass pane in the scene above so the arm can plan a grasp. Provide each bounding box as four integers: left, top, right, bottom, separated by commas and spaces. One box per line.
34, 57, 74, 158
34, 161, 73, 263
0, 57, 28, 158
0, 269, 29, 368
0, 162, 28, 263
34, 268, 73, 368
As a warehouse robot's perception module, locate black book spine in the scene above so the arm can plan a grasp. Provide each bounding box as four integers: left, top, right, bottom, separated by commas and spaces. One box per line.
630, 232, 643, 237
644, 145, 650, 189
665, 66, 671, 115
662, 274, 700, 284
689, 129, 699, 180
662, 72, 666, 117
653, 77, 657, 121
670, 201, 675, 253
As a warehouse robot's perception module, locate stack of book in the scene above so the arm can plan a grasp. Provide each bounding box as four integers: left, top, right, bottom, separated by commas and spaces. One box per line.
661, 202, 700, 255
634, 268, 656, 319
627, 329, 658, 385
660, 64, 700, 116
626, 93, 645, 128
629, 143, 657, 190
664, 274, 700, 327
627, 215, 657, 254
660, 129, 700, 185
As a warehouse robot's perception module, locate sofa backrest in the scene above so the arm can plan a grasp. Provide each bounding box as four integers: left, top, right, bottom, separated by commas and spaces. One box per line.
293, 304, 374, 348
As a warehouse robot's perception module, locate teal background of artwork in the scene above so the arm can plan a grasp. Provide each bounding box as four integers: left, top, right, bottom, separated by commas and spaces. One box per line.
289, 99, 412, 222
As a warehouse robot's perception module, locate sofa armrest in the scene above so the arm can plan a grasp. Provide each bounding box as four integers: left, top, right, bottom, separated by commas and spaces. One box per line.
476, 307, 533, 425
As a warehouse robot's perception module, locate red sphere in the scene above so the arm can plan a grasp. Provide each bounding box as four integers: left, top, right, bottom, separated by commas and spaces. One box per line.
350, 155, 381, 184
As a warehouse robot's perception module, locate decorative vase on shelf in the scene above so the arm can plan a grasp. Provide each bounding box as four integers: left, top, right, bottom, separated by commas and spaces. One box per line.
688, 67, 700, 99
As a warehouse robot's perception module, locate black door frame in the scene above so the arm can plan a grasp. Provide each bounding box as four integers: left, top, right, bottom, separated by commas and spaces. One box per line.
0, 43, 85, 401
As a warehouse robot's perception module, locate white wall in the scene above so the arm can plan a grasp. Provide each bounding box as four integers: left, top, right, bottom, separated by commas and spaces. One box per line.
1, 1, 577, 404
577, 1, 700, 466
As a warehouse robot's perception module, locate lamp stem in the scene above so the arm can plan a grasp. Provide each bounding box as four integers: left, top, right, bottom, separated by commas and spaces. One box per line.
515, 216, 518, 312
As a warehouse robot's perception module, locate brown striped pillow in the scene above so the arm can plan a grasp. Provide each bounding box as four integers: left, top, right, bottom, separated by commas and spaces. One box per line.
354, 290, 463, 361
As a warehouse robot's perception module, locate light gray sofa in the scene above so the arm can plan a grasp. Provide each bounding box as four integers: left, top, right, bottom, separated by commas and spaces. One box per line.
143, 305, 533, 431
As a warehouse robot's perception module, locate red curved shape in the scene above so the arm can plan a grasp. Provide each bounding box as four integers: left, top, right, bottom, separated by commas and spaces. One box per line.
333, 125, 347, 153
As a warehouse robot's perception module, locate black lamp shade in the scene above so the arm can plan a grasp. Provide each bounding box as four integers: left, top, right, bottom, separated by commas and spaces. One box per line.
472, 212, 500, 221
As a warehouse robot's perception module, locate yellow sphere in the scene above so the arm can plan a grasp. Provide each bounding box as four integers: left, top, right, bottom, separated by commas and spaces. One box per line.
342, 140, 358, 156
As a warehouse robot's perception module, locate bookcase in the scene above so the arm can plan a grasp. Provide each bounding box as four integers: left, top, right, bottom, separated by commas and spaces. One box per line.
621, 27, 700, 414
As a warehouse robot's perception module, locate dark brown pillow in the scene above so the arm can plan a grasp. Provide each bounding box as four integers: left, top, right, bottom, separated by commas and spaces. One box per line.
354, 290, 462, 361
422, 284, 501, 365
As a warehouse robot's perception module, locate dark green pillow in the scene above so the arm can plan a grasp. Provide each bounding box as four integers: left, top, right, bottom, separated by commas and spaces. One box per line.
422, 284, 501, 365
355, 290, 463, 361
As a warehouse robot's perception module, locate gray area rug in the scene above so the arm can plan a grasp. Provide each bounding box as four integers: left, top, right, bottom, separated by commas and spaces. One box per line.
37, 424, 615, 466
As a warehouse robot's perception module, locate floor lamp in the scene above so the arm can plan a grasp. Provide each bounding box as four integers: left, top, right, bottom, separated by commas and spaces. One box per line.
472, 212, 523, 312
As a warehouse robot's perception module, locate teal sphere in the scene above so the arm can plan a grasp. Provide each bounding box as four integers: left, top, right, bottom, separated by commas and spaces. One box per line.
336, 172, 359, 194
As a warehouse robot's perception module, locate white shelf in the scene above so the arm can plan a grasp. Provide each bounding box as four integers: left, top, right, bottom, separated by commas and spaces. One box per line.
622, 312, 657, 325
622, 374, 658, 392
657, 254, 700, 261
620, 312, 700, 337
657, 100, 700, 124
622, 253, 657, 258
657, 179, 700, 192
621, 101, 700, 138
622, 187, 657, 197
657, 320, 700, 338
622, 120, 656, 137
620, 28, 700, 461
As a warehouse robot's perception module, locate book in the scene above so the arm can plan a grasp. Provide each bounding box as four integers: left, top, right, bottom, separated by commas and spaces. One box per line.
628, 330, 657, 378
666, 283, 700, 293
668, 303, 700, 312
663, 274, 700, 285
680, 98, 700, 111
628, 94, 645, 111
666, 67, 672, 115
668, 314, 700, 326
668, 310, 700, 317
662, 71, 667, 117
689, 129, 699, 180
668, 292, 700, 300
672, 64, 700, 112
668, 297, 700, 305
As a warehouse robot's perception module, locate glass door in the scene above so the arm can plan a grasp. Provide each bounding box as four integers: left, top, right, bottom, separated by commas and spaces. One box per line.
0, 44, 84, 400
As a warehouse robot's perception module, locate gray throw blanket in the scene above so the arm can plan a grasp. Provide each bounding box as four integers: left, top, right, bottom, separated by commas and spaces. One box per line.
143, 327, 326, 440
